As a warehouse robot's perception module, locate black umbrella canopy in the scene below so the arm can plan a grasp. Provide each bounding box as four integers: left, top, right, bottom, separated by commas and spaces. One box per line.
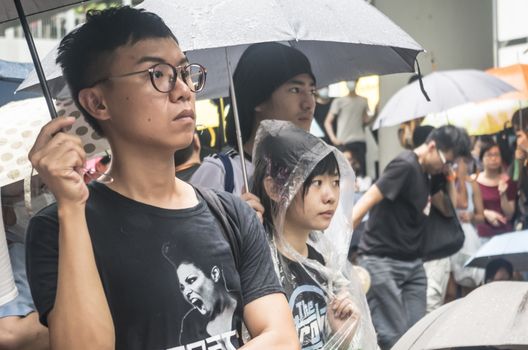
0, 0, 87, 23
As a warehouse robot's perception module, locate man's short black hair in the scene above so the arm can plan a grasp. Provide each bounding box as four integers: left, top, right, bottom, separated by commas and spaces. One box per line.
425, 125, 471, 158
56, 6, 177, 135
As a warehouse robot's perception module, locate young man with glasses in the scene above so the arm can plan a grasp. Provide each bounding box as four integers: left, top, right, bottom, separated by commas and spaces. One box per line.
25, 7, 298, 350
351, 125, 470, 350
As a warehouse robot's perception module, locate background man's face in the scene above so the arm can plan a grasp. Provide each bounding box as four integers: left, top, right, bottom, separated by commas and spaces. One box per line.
256, 73, 316, 132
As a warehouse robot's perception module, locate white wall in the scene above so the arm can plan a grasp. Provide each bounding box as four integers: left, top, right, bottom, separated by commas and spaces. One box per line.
372, 0, 494, 172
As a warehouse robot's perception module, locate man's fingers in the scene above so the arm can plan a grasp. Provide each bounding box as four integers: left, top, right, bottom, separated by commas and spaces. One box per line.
29, 117, 76, 159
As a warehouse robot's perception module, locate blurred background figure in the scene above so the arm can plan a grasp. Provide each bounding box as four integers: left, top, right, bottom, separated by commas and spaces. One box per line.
174, 133, 202, 182
484, 258, 514, 283
324, 81, 373, 177
475, 141, 516, 244
0, 179, 53, 350
313, 87, 334, 144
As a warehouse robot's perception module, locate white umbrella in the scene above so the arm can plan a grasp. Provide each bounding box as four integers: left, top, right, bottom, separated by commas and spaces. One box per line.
392, 281, 528, 350
372, 69, 517, 130
422, 98, 528, 136
18, 0, 424, 100
0, 97, 109, 188
465, 230, 528, 271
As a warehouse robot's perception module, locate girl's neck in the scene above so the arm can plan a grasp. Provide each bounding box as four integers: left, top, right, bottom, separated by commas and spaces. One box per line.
484, 168, 501, 179
282, 222, 311, 257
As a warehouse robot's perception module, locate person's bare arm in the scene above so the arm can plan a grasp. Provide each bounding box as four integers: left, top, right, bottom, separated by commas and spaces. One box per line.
0, 313, 49, 350
471, 180, 485, 224
352, 184, 384, 229
324, 112, 340, 146
498, 179, 515, 219
29, 118, 114, 350
241, 293, 300, 350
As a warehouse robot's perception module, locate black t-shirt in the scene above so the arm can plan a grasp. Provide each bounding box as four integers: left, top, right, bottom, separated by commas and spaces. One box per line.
358, 150, 431, 260
281, 245, 327, 349
26, 182, 282, 350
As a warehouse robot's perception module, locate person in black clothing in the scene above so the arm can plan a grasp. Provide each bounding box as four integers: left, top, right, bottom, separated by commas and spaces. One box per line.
352, 125, 471, 349
25, 7, 298, 350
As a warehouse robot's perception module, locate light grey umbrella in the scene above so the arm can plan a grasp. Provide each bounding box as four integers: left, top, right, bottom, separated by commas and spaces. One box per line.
19, 0, 424, 99
17, 0, 424, 188
373, 69, 517, 130
392, 281, 528, 350
465, 230, 528, 271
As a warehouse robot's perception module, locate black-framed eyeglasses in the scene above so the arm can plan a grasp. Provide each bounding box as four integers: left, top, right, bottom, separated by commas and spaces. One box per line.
89, 63, 207, 93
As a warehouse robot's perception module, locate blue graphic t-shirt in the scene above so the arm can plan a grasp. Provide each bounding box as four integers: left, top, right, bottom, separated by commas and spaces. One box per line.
282, 245, 327, 350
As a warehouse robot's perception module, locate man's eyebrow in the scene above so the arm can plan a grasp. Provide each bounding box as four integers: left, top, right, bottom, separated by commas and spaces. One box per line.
288, 79, 316, 86
135, 56, 189, 66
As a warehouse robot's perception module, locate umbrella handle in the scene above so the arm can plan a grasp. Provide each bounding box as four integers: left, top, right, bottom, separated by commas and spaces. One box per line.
224, 47, 250, 191
13, 0, 58, 119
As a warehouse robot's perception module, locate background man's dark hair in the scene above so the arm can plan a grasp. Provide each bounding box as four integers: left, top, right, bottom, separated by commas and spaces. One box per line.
412, 125, 434, 148
425, 125, 471, 158
56, 6, 177, 135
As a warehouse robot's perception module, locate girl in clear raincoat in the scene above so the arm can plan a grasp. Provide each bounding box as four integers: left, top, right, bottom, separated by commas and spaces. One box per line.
251, 120, 378, 350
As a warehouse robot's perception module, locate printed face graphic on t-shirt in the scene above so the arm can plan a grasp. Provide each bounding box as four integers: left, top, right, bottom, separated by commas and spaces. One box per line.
177, 262, 219, 316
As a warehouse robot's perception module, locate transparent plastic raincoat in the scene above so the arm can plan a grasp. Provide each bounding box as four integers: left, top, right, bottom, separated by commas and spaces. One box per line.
251, 120, 378, 350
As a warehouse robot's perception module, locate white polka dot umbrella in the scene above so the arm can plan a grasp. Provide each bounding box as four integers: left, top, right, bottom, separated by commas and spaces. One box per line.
0, 97, 109, 187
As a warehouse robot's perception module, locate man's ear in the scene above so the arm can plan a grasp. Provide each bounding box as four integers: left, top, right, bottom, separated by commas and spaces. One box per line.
427, 140, 436, 152
78, 88, 111, 121
263, 177, 281, 202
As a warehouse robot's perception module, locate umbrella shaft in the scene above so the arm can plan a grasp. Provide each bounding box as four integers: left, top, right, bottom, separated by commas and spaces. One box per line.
13, 0, 58, 119
225, 48, 249, 191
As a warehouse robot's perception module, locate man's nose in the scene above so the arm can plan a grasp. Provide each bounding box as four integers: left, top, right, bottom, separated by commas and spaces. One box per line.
169, 76, 192, 102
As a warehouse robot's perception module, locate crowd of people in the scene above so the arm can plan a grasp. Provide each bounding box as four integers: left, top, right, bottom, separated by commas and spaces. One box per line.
0, 5, 526, 350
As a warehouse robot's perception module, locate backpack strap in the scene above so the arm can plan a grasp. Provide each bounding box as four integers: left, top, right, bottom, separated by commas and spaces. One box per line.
217, 153, 235, 193
194, 186, 241, 269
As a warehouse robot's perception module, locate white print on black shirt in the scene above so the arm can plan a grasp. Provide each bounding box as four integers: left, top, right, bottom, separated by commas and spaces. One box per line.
166, 330, 237, 350
289, 285, 327, 349
162, 243, 239, 349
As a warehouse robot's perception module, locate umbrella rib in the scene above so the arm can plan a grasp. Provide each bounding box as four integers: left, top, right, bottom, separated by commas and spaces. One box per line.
1, 1, 88, 24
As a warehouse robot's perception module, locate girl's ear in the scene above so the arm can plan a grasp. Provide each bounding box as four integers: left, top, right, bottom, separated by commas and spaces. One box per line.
263, 177, 281, 202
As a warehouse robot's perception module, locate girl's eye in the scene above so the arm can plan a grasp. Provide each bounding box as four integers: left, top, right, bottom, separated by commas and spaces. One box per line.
311, 180, 322, 187
289, 87, 300, 93
333, 180, 340, 187
310, 89, 317, 96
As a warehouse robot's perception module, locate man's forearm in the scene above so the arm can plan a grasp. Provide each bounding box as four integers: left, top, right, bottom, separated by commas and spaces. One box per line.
50, 204, 114, 350
241, 328, 300, 350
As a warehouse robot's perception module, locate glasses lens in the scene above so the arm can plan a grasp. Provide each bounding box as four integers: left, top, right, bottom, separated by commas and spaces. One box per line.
185, 64, 206, 92
151, 64, 174, 93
